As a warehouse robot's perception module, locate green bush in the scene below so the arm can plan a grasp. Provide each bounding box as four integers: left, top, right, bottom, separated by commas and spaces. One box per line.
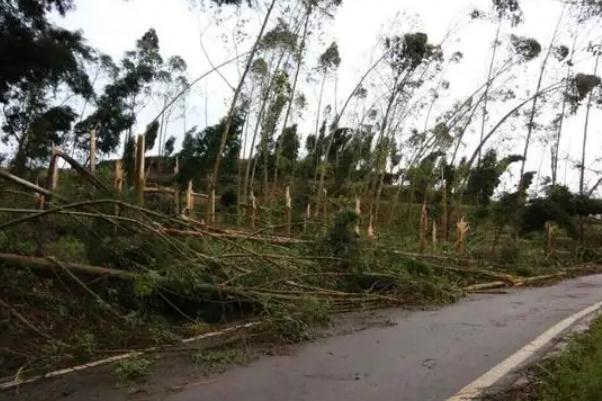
114, 357, 153, 383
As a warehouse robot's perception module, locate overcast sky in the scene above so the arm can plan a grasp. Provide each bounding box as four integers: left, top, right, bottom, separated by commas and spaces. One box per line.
51, 0, 602, 194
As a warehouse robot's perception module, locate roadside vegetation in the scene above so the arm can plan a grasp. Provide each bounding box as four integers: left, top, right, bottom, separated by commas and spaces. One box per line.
490, 315, 602, 401
3, 0, 602, 392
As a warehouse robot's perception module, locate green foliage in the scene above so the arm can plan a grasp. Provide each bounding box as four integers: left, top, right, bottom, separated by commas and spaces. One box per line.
163, 136, 176, 156
510, 35, 542, 61
0, 0, 93, 104
191, 348, 250, 374
150, 327, 180, 345
260, 21, 297, 52
114, 357, 153, 384
319, 209, 360, 270
520, 186, 602, 238
73, 332, 97, 362
75, 29, 173, 154
263, 297, 330, 344
276, 124, 300, 177
568, 73, 601, 112
406, 151, 444, 201
491, 172, 534, 236
86, 231, 171, 270
497, 243, 522, 267
177, 113, 243, 186
492, 0, 523, 25
44, 236, 87, 263
530, 317, 602, 401
466, 150, 522, 206
318, 42, 341, 72
385, 32, 438, 76
144, 121, 160, 151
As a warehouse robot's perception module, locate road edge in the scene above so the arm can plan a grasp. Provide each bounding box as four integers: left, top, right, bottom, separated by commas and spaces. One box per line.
445, 300, 602, 401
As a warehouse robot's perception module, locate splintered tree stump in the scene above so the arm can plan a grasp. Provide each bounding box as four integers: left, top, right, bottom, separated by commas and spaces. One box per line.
442, 180, 449, 241
173, 157, 181, 215
354, 197, 361, 235
114, 160, 124, 194
455, 216, 470, 254
89, 129, 97, 174
304, 203, 311, 233
285, 186, 292, 237
134, 134, 145, 206
368, 212, 375, 243
419, 202, 428, 253
322, 189, 328, 232
250, 192, 258, 229
185, 180, 194, 216
545, 222, 557, 258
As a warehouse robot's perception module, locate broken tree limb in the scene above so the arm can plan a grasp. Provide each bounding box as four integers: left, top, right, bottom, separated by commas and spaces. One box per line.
0, 296, 53, 341
0, 170, 56, 199
162, 228, 306, 246
51, 149, 111, 194
46, 257, 127, 321
463, 281, 507, 292
464, 272, 569, 293
0, 253, 135, 280
134, 134, 146, 205
45, 147, 60, 202
386, 249, 517, 283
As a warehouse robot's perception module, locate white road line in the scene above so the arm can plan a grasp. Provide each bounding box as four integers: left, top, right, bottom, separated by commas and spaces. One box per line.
445, 301, 602, 401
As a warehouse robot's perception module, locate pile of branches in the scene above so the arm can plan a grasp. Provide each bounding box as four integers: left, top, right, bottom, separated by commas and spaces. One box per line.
0, 169, 594, 386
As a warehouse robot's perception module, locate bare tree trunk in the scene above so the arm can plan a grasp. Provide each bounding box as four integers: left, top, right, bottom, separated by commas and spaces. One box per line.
272, 7, 311, 189
580, 40, 602, 195
89, 129, 96, 174
313, 72, 327, 216
243, 48, 291, 210
243, 83, 268, 209
134, 134, 145, 206
552, 65, 570, 186
237, 105, 252, 223
466, 81, 564, 170
367, 74, 402, 229
519, 6, 565, 181
158, 98, 167, 156
208, 0, 277, 223
478, 21, 502, 166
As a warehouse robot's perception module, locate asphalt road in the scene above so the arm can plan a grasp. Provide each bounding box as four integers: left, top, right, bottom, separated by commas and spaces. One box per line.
6, 274, 602, 401
168, 274, 602, 401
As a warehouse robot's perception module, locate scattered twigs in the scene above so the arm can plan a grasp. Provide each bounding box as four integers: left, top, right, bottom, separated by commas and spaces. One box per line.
46, 257, 127, 321
0, 297, 53, 341
0, 321, 261, 392
162, 227, 307, 246
385, 249, 516, 283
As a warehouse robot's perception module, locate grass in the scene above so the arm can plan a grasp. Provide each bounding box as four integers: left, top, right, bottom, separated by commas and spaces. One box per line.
191, 348, 252, 374
492, 316, 602, 401
114, 356, 153, 384
536, 316, 602, 401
